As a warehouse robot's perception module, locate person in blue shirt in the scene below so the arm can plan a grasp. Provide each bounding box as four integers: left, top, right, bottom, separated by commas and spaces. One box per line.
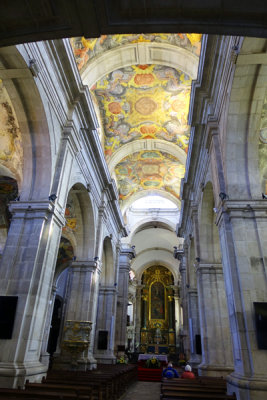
162, 362, 179, 378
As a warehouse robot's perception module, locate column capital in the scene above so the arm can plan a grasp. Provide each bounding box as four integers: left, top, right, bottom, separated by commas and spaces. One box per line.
216, 200, 267, 225
99, 285, 117, 295
173, 246, 184, 261
71, 259, 100, 273
120, 246, 136, 260
9, 200, 65, 227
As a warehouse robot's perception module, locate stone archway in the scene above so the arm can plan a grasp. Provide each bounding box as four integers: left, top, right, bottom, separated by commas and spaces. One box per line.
0, 46, 53, 200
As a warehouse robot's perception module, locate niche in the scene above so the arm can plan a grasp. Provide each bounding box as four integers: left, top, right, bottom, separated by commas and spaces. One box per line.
0, 296, 18, 339
98, 330, 108, 350
254, 302, 267, 349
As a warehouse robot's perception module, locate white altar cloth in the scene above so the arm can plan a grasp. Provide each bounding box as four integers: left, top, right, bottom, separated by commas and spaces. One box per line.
138, 354, 168, 362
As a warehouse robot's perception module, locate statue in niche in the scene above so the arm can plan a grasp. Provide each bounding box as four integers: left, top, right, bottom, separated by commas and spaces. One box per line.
154, 327, 162, 344
151, 281, 165, 319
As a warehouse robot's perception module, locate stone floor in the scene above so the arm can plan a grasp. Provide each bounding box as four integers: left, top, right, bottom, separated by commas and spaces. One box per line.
120, 381, 161, 400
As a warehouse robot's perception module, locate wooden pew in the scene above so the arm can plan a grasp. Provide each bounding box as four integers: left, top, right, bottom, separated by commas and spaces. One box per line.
161, 376, 236, 400
25, 382, 93, 400
161, 392, 236, 400
0, 364, 138, 400
43, 364, 137, 400
0, 387, 83, 399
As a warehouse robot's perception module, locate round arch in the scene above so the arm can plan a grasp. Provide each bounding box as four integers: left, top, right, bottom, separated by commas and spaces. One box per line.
0, 46, 52, 200
121, 189, 180, 215
101, 236, 115, 285
131, 248, 179, 282
82, 42, 199, 87
224, 37, 267, 199
128, 217, 176, 242
108, 139, 187, 173
63, 182, 96, 260
133, 257, 179, 284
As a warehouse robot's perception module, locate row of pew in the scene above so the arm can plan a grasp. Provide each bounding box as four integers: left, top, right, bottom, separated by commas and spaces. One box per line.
161, 376, 237, 400
0, 364, 138, 400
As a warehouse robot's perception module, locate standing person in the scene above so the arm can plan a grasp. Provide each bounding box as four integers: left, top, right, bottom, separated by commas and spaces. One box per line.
162, 362, 179, 379
181, 364, 196, 379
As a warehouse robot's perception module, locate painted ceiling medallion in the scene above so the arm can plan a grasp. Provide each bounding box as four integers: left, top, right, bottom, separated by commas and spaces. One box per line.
135, 97, 157, 115
92, 64, 192, 160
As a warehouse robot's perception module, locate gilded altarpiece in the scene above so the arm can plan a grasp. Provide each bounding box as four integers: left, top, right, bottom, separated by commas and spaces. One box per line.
140, 266, 175, 354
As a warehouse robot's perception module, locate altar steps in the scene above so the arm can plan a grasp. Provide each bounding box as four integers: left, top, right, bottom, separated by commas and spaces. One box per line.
138, 367, 163, 382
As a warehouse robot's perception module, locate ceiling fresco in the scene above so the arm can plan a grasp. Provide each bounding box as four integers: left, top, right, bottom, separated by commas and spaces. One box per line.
72, 33, 201, 210
0, 83, 23, 182
115, 150, 185, 202
71, 33, 202, 72
91, 64, 192, 161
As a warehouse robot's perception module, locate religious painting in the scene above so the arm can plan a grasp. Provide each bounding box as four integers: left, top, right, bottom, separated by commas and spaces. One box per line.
151, 281, 165, 320
56, 237, 74, 270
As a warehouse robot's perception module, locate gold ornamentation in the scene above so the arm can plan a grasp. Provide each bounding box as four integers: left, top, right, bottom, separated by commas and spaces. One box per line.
62, 320, 92, 355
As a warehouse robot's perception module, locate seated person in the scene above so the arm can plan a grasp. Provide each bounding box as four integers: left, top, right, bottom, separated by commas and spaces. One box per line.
181, 364, 196, 379
162, 362, 179, 379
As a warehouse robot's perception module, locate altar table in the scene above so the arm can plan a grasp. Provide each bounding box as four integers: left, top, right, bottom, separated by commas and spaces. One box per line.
138, 354, 168, 362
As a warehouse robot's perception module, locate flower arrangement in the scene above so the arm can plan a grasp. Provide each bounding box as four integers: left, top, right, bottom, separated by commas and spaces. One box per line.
145, 356, 161, 369
117, 355, 128, 364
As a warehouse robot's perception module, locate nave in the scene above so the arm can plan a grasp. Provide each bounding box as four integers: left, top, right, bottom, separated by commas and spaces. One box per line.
0, 4, 267, 400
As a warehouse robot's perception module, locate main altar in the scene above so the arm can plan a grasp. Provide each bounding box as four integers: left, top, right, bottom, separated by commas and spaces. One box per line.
139, 266, 176, 354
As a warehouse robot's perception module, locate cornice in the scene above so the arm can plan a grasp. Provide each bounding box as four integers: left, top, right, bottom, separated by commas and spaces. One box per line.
216, 200, 267, 225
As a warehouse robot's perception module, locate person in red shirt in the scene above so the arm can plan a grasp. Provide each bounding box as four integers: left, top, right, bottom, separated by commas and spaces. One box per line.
181, 364, 196, 379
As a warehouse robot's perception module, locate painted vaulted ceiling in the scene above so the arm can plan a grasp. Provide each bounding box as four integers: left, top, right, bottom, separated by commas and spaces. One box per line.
71, 34, 202, 211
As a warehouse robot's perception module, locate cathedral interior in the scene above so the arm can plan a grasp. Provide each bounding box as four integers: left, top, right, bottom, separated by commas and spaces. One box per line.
0, 2, 267, 400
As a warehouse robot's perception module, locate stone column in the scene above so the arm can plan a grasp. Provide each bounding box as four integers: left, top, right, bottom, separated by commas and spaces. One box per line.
211, 127, 267, 398
135, 284, 142, 349
115, 246, 135, 353
178, 251, 190, 358
94, 286, 117, 363
173, 286, 181, 352
0, 200, 64, 388
168, 294, 176, 352
196, 263, 233, 377
140, 293, 148, 352
40, 284, 57, 367
54, 259, 99, 370
187, 288, 202, 367
217, 201, 267, 399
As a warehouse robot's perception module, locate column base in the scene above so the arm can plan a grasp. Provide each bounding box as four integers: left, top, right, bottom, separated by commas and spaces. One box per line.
0, 361, 47, 388
94, 351, 116, 364
53, 351, 97, 371
188, 354, 201, 368
227, 372, 267, 400
40, 352, 50, 368
198, 363, 234, 378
